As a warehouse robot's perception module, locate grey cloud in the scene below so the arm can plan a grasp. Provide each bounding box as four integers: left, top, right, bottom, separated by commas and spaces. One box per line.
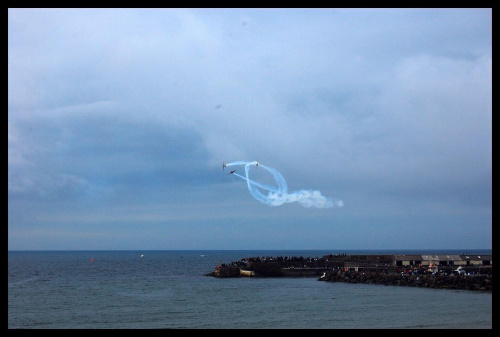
8, 8, 492, 249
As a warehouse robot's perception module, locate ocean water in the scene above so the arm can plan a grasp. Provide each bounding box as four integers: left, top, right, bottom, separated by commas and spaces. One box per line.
8, 249, 492, 329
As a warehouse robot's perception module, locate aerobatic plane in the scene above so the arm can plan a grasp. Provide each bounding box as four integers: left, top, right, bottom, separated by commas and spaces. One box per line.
227, 170, 236, 175
223, 161, 226, 171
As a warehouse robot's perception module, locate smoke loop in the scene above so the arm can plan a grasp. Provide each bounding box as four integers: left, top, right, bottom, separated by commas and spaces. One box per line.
225, 161, 343, 209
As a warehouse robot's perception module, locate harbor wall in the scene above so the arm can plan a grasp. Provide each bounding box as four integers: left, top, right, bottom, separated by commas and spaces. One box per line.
207, 254, 492, 291
320, 269, 492, 291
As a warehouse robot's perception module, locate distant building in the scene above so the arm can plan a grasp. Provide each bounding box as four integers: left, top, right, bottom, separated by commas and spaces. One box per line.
324, 254, 492, 269
395, 254, 492, 267
459, 254, 492, 267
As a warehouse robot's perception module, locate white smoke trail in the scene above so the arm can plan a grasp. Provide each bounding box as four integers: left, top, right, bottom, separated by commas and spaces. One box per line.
224, 161, 343, 209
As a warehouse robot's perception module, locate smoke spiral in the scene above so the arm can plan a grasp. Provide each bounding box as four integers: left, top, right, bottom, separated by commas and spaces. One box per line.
224, 161, 343, 209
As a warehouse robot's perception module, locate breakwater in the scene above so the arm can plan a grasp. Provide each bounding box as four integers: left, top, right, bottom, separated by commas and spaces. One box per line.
206, 254, 492, 292
319, 268, 492, 291
206, 255, 331, 278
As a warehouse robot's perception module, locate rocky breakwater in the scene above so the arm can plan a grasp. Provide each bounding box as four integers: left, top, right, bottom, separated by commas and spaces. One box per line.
319, 269, 492, 291
206, 255, 330, 278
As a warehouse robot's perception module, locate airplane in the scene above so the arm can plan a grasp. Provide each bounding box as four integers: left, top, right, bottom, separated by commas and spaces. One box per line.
227, 170, 236, 175
223, 161, 226, 171
255, 161, 259, 168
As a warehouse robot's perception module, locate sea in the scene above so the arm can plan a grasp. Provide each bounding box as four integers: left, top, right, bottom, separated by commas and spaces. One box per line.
8, 249, 492, 329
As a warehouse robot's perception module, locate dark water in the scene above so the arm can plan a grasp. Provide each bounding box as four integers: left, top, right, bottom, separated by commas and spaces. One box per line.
8, 250, 492, 329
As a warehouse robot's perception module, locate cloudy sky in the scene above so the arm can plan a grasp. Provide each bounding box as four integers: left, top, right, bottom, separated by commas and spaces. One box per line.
8, 8, 492, 250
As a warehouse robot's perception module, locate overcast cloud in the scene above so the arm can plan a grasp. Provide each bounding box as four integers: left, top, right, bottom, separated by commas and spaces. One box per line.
8, 8, 491, 250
